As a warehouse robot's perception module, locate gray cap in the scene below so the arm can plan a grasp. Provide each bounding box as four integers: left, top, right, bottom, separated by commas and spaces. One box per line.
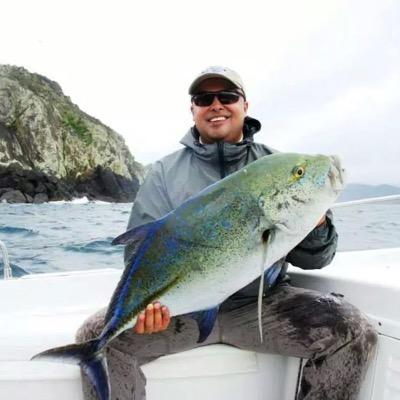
188, 66, 246, 96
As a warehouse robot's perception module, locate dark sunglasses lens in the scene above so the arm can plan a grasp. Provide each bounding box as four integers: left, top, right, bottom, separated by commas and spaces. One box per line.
218, 92, 240, 104
193, 93, 214, 106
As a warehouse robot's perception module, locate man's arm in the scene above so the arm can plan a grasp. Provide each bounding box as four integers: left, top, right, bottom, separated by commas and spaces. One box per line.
124, 162, 173, 266
286, 210, 338, 270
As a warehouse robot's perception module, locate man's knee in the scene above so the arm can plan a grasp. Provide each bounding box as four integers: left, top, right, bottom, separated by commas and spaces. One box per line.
75, 307, 107, 343
312, 293, 377, 357
322, 293, 376, 349
285, 291, 377, 356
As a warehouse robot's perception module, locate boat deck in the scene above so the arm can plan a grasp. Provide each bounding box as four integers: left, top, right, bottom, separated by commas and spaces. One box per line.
0, 248, 399, 399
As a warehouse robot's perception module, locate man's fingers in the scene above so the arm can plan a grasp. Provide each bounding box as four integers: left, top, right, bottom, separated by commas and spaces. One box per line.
134, 303, 171, 334
153, 302, 163, 331
161, 306, 171, 329
145, 303, 155, 333
134, 312, 145, 334
317, 214, 326, 227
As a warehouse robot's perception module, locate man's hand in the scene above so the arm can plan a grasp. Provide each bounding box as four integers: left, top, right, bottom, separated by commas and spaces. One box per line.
317, 214, 326, 227
134, 302, 171, 334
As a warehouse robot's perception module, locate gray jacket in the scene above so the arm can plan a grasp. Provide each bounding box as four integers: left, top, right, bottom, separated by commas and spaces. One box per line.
124, 117, 338, 309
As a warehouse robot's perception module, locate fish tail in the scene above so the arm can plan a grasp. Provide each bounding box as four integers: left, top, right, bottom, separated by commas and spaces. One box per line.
31, 339, 110, 400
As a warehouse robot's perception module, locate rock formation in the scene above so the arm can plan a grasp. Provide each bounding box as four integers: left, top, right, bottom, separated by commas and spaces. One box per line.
0, 65, 143, 203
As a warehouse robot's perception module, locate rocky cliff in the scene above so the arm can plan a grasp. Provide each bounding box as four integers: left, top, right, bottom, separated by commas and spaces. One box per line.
0, 65, 143, 203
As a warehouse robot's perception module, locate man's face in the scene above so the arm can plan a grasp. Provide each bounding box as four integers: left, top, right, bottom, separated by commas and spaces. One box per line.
191, 78, 248, 144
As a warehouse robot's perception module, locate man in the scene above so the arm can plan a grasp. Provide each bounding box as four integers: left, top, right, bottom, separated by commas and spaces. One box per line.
77, 66, 377, 400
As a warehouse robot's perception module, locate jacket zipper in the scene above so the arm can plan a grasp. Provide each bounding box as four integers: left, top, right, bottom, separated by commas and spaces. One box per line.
217, 141, 226, 179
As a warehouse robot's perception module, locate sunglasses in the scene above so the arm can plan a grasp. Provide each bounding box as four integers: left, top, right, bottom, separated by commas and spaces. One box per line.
191, 90, 244, 107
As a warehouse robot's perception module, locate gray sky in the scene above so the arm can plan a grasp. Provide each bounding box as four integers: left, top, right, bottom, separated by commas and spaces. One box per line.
1, 0, 399, 185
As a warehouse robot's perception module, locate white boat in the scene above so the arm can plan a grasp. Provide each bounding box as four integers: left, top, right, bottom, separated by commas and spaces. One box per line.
1, 199, 399, 400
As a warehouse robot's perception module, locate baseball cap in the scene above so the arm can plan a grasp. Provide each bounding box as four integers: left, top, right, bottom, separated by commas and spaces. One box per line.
188, 66, 246, 97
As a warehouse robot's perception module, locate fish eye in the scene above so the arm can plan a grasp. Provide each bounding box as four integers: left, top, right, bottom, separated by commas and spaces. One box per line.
293, 166, 305, 178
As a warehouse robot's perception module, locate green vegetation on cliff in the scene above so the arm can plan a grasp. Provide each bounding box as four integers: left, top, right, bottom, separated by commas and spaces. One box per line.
61, 111, 93, 145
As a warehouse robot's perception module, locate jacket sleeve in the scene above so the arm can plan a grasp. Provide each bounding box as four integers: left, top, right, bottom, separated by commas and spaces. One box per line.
285, 209, 338, 270
123, 162, 173, 266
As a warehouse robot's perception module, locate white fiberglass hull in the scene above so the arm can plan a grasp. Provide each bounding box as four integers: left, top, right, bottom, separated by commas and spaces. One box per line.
0, 247, 399, 400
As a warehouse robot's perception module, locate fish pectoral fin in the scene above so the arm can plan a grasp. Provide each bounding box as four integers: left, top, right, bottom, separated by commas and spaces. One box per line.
111, 219, 164, 246
188, 306, 220, 343
260, 229, 282, 288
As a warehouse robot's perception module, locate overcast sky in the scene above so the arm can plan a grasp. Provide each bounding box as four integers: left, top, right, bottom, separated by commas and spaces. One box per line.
1, 0, 399, 185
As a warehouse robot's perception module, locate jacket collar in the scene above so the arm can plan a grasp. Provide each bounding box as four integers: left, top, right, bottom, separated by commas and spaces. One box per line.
179, 116, 262, 163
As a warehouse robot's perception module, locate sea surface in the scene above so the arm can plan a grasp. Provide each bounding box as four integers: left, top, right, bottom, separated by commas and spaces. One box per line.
1, 197, 399, 275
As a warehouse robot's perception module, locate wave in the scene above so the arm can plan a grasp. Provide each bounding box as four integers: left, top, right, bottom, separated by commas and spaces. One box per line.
63, 238, 122, 254
0, 226, 38, 235
50, 196, 129, 205
50, 225, 69, 230
50, 196, 90, 205
0, 262, 30, 277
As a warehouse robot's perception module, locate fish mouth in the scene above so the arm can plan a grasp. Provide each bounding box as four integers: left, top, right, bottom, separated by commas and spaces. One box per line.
328, 155, 346, 193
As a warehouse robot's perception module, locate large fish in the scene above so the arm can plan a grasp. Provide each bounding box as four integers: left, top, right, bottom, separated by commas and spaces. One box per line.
32, 153, 345, 400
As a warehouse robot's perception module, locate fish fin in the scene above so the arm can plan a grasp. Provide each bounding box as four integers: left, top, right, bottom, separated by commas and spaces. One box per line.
256, 262, 283, 345
82, 353, 110, 400
189, 306, 220, 343
31, 339, 100, 364
265, 262, 282, 287
258, 268, 265, 343
257, 230, 283, 343
258, 234, 269, 344
32, 339, 110, 400
111, 219, 163, 246
108, 219, 169, 323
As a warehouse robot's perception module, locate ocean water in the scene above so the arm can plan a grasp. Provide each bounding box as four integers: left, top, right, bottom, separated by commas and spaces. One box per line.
1, 198, 399, 275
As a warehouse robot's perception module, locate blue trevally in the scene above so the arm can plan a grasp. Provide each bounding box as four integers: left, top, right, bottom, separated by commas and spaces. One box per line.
32, 153, 345, 400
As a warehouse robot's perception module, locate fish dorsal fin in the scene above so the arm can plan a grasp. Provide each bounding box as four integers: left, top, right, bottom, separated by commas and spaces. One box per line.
111, 220, 162, 246
106, 219, 165, 324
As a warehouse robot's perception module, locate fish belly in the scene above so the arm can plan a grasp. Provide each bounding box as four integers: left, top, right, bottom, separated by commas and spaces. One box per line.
156, 244, 266, 317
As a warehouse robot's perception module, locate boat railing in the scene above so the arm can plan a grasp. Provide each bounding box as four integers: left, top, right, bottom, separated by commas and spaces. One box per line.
0, 240, 12, 280
334, 193, 400, 208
